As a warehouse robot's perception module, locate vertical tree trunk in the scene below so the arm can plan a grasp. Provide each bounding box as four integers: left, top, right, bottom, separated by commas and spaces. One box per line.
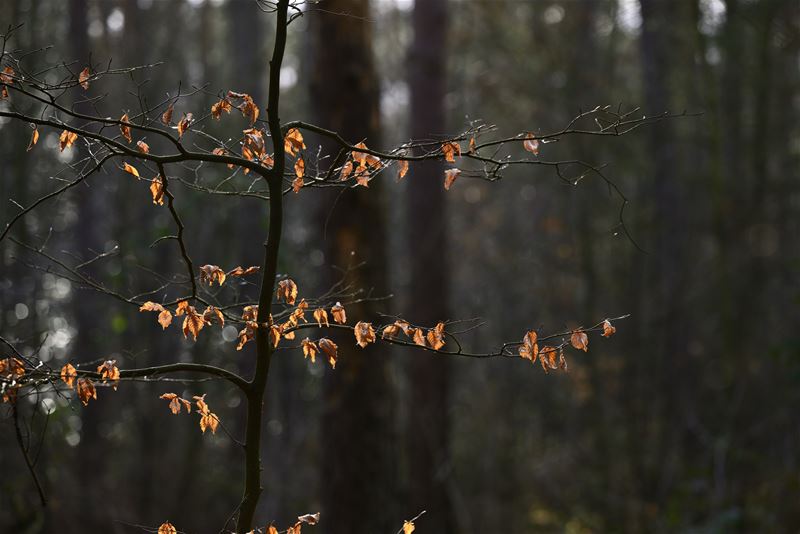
405, 0, 453, 532
310, 1, 396, 532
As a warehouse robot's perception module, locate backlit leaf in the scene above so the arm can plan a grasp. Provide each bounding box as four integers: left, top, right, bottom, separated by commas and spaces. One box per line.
318, 338, 338, 369
27, 127, 39, 151
277, 279, 298, 305
161, 103, 174, 125
199, 265, 226, 286
523, 132, 540, 155
441, 141, 461, 163
76, 377, 97, 406
602, 319, 616, 338
150, 175, 165, 205
60, 363, 77, 389
330, 302, 346, 324
137, 140, 150, 154
123, 162, 140, 179
354, 321, 376, 348
78, 67, 91, 90
570, 330, 589, 352
59, 130, 78, 151
157, 522, 177, 534
120, 113, 132, 143
444, 168, 461, 190
302, 338, 318, 363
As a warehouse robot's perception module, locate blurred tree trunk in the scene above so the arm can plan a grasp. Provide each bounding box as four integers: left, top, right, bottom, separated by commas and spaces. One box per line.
404, 0, 453, 532
309, 1, 396, 532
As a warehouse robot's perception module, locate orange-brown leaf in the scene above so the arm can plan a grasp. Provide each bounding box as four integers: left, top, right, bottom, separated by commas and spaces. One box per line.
97, 359, 120, 389
158, 309, 173, 329
211, 98, 232, 119
203, 306, 224, 326
59, 130, 78, 151
523, 132, 540, 155
27, 127, 39, 152
397, 159, 409, 181
313, 308, 329, 328
182, 307, 206, 341
157, 522, 177, 534
119, 113, 132, 143
175, 300, 190, 317
227, 265, 259, 277
302, 338, 319, 363
78, 67, 91, 90
330, 302, 346, 324
403, 520, 415, 534
123, 162, 140, 179
441, 141, 461, 163
354, 321, 376, 348
199, 264, 226, 286
570, 330, 589, 352
298, 513, 320, 525
76, 377, 97, 406
140, 301, 166, 313
137, 140, 150, 154
294, 156, 305, 179
426, 322, 446, 350
277, 278, 298, 305
518, 330, 539, 362
318, 338, 338, 369
60, 363, 77, 389
602, 319, 616, 338
161, 103, 174, 125
150, 174, 165, 205
284, 128, 306, 156
177, 113, 193, 138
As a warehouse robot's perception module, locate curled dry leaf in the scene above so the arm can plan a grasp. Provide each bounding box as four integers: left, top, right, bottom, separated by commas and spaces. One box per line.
313, 308, 329, 327
119, 113, 132, 143
397, 159, 409, 181
199, 264, 226, 286
150, 175, 165, 206
158, 309, 172, 329
60, 362, 77, 389
411, 328, 426, 347
227, 265, 259, 277
160, 393, 192, 415
292, 175, 304, 194
441, 141, 461, 163
157, 522, 177, 534
570, 330, 589, 352
182, 306, 207, 341
27, 127, 39, 151
161, 103, 174, 125
302, 338, 319, 363
468, 135, 477, 154
523, 132, 540, 155
175, 300, 190, 317
78, 67, 91, 90
284, 128, 306, 156
538, 346, 557, 373
294, 156, 305, 179
211, 98, 232, 119
137, 140, 150, 154
59, 130, 78, 151
403, 520, 415, 534
518, 330, 539, 363
0, 66, 13, 100
330, 302, 346, 324
426, 322, 447, 350
203, 306, 225, 326
123, 162, 140, 179
354, 321, 376, 348
97, 360, 120, 389
241, 305, 258, 322
339, 160, 353, 181
444, 168, 461, 190
318, 338, 338, 369
177, 113, 193, 138
237, 321, 258, 351
76, 377, 97, 406
602, 319, 616, 338
193, 394, 220, 434
276, 278, 299, 305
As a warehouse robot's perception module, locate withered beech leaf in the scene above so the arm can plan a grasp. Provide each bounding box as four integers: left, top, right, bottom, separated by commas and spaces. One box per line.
339, 160, 353, 181
161, 103, 174, 125
177, 113, 193, 138
397, 159, 409, 181
123, 162, 140, 179
276, 278, 298, 305
199, 264, 226, 286
444, 168, 461, 190
539, 346, 556, 373
411, 328, 426, 347
59, 130, 78, 151
294, 156, 305, 179
468, 136, 477, 154
570, 330, 589, 352
403, 520, 415, 534
182, 306, 206, 341
313, 308, 329, 328
441, 141, 461, 163
227, 265, 259, 277
97, 360, 120, 389
523, 132, 540, 155
76, 377, 97, 406
211, 98, 232, 120
602, 319, 616, 338
354, 321, 376, 348
119, 113, 132, 143
60, 363, 77, 389
27, 127, 39, 151
193, 394, 220, 434
203, 305, 224, 326
0, 66, 14, 100
137, 140, 150, 154
157, 522, 177, 534
330, 302, 346, 324
150, 175, 165, 206
158, 309, 173, 329
175, 300, 190, 317
268, 527, 279, 534
292, 175, 304, 194
518, 330, 539, 363
284, 128, 306, 156
426, 322, 447, 350
318, 338, 338, 369
139, 301, 166, 312
302, 338, 319, 363
78, 67, 91, 90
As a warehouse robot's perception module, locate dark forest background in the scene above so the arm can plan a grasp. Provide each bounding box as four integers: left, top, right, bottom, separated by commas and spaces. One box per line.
1, 0, 799, 532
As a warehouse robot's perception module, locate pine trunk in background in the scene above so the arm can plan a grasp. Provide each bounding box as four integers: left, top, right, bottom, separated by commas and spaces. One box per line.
405, 0, 453, 532
310, 1, 396, 532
